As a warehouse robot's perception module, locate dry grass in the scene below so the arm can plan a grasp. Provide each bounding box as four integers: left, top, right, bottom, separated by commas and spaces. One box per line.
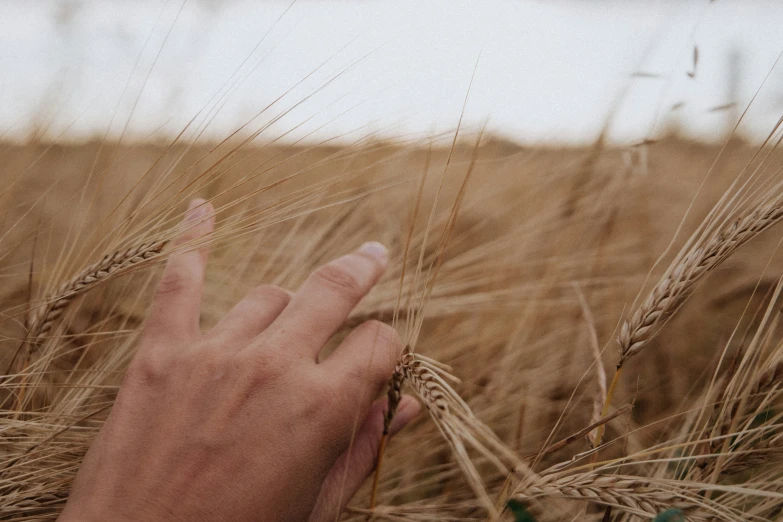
1, 130, 783, 521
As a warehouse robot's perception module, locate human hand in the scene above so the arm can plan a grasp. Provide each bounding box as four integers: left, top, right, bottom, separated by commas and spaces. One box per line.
58, 199, 420, 521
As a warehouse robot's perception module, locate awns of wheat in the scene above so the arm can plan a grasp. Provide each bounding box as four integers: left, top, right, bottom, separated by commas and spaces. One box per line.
1, 238, 170, 514
702, 365, 783, 480
25, 239, 168, 347
7, 238, 168, 412
686, 326, 783, 484
386, 351, 532, 515
619, 191, 783, 366
515, 473, 734, 522
591, 185, 783, 447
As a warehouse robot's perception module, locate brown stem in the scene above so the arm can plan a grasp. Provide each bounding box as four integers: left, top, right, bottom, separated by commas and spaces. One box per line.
369, 432, 388, 509
592, 366, 623, 448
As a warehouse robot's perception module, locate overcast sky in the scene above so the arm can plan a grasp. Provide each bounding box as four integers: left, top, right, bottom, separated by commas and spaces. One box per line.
1, 0, 783, 145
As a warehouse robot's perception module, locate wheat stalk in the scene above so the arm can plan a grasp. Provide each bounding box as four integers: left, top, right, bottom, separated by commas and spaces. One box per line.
369, 346, 409, 509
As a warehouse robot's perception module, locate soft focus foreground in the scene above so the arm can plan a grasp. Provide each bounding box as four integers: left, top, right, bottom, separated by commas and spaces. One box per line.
1, 134, 783, 520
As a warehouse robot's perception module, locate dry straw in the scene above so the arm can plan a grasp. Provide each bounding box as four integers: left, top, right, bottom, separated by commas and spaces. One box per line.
6, 114, 783, 521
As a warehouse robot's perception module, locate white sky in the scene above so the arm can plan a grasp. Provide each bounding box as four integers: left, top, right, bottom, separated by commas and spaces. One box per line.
1, 0, 783, 145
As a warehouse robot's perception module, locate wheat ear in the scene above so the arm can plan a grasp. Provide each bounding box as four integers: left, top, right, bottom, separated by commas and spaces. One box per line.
25, 239, 168, 346
619, 197, 783, 367
378, 352, 533, 516
593, 192, 783, 449
517, 473, 731, 521
7, 239, 168, 414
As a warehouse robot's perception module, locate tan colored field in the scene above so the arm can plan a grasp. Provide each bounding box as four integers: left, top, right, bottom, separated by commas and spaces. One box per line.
2, 134, 782, 520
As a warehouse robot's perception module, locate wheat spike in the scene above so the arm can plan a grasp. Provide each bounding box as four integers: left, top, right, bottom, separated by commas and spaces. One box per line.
517, 473, 730, 521
619, 194, 783, 366
389, 351, 535, 515
26, 239, 168, 346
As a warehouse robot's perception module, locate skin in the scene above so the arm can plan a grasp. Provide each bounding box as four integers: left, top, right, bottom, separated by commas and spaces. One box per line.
59, 199, 420, 522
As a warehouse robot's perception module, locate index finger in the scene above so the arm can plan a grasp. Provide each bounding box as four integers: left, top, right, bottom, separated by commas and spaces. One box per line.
257, 242, 388, 359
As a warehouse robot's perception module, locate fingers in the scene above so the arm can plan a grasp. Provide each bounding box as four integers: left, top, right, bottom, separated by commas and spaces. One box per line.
308, 396, 420, 522
261, 242, 388, 359
213, 285, 293, 345
144, 199, 215, 341
324, 320, 403, 406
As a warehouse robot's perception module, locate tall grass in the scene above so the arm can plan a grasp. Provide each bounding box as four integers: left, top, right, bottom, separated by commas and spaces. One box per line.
1, 129, 783, 521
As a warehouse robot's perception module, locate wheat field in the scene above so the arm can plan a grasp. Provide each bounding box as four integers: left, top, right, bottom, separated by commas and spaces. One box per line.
1, 128, 783, 520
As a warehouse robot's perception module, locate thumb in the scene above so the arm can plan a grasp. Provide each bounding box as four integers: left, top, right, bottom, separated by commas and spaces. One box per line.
308, 395, 420, 522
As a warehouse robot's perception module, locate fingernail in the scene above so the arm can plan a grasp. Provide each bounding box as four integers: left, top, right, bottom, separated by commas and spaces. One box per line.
358, 241, 388, 266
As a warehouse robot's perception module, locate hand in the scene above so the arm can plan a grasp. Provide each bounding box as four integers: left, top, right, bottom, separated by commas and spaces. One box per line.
59, 199, 420, 522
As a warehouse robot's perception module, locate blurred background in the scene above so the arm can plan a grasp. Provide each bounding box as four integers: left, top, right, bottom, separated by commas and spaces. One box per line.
1, 0, 783, 146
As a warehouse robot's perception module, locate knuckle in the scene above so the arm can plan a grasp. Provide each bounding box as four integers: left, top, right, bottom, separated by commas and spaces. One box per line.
155, 263, 199, 298
141, 313, 168, 338
362, 320, 399, 347
305, 388, 350, 455
185, 347, 227, 377
367, 357, 397, 389
312, 261, 364, 299
239, 347, 293, 386
250, 284, 291, 309
338, 361, 372, 392
125, 356, 165, 386
356, 321, 399, 383
315, 381, 351, 421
